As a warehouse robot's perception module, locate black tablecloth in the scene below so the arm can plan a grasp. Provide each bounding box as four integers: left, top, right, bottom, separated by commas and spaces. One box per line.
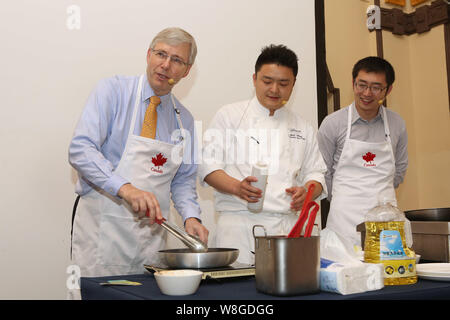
81, 273, 450, 300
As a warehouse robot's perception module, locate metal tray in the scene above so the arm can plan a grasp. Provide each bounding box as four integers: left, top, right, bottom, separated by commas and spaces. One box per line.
405, 208, 450, 221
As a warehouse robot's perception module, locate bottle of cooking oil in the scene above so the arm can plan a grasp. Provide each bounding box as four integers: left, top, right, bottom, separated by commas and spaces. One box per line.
363, 201, 417, 285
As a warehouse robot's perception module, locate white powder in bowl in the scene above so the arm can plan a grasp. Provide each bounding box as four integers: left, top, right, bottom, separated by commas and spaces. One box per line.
156, 270, 202, 277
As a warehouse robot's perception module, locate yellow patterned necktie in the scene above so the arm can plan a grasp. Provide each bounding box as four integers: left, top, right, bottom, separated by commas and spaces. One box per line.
141, 96, 161, 138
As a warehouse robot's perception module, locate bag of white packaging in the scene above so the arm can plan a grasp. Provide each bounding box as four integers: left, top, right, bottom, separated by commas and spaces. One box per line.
319, 228, 384, 295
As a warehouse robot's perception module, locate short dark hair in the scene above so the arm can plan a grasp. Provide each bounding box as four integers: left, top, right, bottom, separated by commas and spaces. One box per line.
255, 44, 298, 77
352, 56, 395, 88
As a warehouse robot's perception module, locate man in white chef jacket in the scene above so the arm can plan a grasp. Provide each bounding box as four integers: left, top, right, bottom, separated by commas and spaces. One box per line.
317, 56, 408, 246
199, 45, 327, 264
69, 27, 209, 280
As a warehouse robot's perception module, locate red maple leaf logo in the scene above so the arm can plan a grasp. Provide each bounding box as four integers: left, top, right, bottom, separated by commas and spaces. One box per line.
362, 152, 376, 163
152, 153, 167, 168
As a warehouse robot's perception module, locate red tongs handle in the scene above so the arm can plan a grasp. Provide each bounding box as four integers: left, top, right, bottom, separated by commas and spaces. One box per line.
146, 210, 166, 225
303, 201, 319, 238
287, 184, 316, 238
154, 217, 166, 225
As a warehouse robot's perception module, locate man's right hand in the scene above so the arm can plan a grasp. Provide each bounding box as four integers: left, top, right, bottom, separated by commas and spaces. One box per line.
117, 183, 163, 223
204, 170, 262, 203
233, 176, 262, 203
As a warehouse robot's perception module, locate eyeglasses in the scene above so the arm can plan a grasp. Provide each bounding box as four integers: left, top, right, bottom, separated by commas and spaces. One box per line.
151, 49, 189, 68
354, 82, 387, 95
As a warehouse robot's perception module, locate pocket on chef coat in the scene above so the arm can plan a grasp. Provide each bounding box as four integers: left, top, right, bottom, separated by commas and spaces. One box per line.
98, 214, 140, 266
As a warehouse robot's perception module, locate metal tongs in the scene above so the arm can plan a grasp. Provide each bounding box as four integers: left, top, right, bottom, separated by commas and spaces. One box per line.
155, 217, 208, 253
287, 184, 320, 238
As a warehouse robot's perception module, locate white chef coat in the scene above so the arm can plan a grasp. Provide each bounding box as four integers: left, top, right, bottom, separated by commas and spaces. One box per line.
199, 97, 327, 263
199, 97, 327, 213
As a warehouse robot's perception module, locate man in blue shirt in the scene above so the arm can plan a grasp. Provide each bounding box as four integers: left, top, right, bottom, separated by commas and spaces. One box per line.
69, 27, 208, 277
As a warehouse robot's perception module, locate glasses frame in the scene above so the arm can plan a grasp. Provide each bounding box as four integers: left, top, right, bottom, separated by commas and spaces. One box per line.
354, 81, 387, 95
151, 49, 189, 68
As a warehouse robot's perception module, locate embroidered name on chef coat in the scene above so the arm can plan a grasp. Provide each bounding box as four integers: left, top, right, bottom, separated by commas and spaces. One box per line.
288, 128, 306, 141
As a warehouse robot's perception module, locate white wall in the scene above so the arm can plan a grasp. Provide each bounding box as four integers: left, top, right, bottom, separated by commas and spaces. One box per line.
0, 0, 317, 299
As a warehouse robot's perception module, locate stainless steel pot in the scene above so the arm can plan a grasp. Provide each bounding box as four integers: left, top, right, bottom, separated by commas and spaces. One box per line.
405, 208, 450, 221
253, 225, 320, 296
158, 248, 239, 269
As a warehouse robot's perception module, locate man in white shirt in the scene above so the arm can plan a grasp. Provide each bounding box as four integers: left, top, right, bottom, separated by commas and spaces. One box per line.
317, 56, 408, 245
199, 45, 327, 264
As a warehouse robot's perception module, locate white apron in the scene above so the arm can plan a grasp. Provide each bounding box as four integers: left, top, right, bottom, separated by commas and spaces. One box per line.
326, 104, 396, 246
72, 75, 185, 277
216, 109, 302, 265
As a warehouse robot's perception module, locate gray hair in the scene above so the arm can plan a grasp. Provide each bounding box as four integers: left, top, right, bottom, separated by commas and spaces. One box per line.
149, 27, 197, 65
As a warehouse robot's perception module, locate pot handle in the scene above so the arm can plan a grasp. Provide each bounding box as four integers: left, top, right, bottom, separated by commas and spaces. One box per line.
253, 225, 267, 250
252, 225, 267, 239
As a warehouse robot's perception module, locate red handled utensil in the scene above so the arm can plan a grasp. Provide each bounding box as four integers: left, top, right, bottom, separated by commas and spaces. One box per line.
154, 217, 166, 224
303, 201, 319, 238
287, 184, 318, 238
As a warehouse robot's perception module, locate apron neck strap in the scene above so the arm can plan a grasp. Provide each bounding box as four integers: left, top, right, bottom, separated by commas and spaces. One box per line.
170, 93, 184, 131
129, 75, 145, 137
381, 106, 391, 141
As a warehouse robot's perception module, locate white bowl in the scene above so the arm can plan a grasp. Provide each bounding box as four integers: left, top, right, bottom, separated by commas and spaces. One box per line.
154, 269, 203, 296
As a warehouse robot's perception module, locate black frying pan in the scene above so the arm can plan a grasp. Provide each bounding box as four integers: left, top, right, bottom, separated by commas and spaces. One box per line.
405, 208, 450, 221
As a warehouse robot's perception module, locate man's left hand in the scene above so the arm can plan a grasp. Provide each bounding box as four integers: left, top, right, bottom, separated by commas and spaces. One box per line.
286, 181, 323, 212
185, 218, 209, 244
285, 186, 307, 211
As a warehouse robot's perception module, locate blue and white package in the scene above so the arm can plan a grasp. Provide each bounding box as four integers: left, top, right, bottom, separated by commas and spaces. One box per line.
320, 259, 384, 295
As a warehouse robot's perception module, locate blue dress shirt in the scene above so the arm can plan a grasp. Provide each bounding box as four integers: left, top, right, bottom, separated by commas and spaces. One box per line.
69, 75, 200, 221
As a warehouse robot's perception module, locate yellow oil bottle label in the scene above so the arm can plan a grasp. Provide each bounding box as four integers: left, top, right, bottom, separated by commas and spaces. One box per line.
379, 230, 416, 278
379, 230, 407, 259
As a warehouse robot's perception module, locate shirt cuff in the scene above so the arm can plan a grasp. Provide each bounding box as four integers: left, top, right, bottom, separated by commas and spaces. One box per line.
179, 205, 202, 224
102, 174, 129, 198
